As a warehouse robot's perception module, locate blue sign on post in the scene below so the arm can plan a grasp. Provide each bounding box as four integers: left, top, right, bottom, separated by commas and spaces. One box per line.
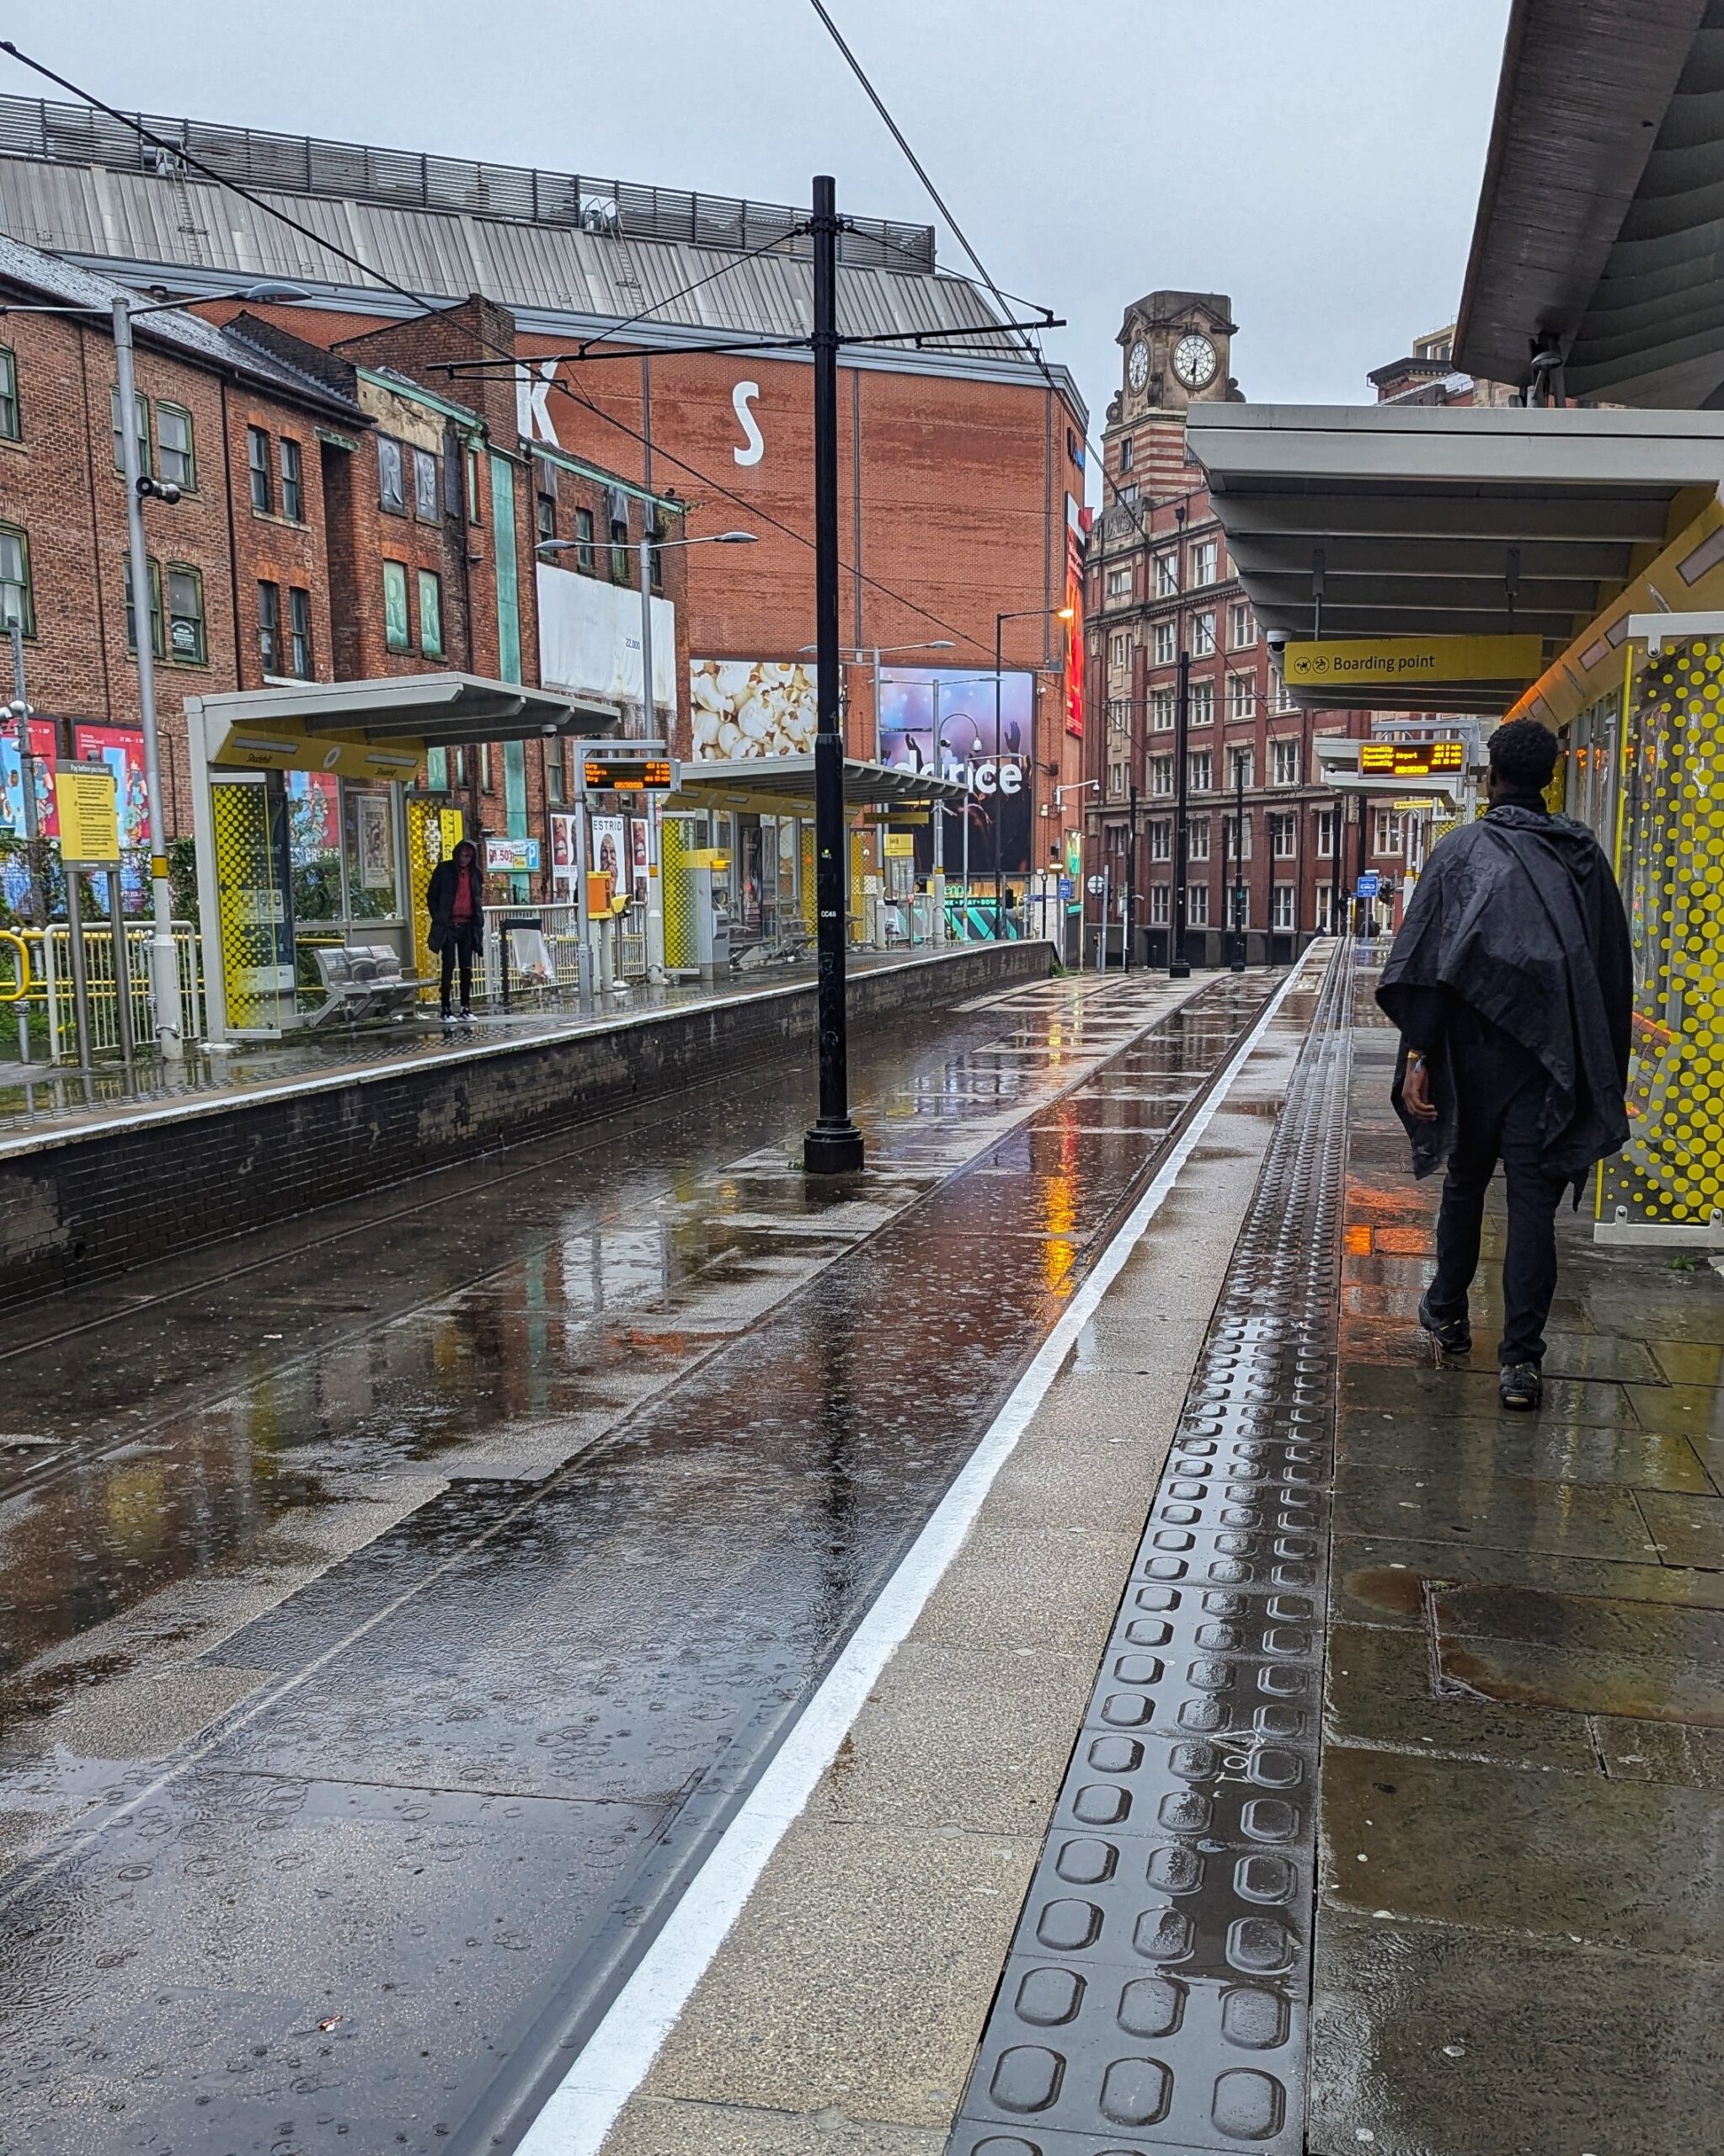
1057, 875, 1073, 901
1355, 871, 1380, 899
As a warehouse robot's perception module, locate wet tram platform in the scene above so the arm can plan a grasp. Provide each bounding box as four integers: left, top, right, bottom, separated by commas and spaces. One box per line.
3, 943, 1719, 2156
590, 947, 1724, 2156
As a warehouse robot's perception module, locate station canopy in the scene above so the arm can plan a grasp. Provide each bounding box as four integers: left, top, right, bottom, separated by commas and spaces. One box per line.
1455, 0, 1724, 407
194, 672, 617, 776
668, 754, 970, 818
1188, 402, 1724, 713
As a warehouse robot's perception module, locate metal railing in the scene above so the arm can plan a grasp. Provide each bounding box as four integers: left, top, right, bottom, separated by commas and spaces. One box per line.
15, 921, 203, 1062
0, 93, 937, 271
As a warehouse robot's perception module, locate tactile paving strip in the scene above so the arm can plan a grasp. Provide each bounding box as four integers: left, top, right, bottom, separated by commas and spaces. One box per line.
948, 952, 1350, 2156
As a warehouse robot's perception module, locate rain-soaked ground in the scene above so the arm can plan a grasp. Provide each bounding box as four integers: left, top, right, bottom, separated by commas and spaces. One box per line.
0, 965, 1275, 2155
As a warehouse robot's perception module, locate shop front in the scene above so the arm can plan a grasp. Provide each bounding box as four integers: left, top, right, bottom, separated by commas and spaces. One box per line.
185, 674, 597, 1042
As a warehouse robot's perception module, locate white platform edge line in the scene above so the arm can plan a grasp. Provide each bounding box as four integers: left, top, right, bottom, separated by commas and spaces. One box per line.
514, 960, 1313, 2156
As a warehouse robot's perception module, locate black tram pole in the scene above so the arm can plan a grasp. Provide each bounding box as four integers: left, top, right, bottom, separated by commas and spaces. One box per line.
1169, 645, 1191, 977
1124, 777, 1137, 971
803, 174, 865, 1176
1230, 750, 1246, 970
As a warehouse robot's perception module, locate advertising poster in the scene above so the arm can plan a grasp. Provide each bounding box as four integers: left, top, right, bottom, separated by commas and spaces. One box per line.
485, 835, 541, 874
878, 665, 1033, 879
535, 563, 676, 728
0, 717, 60, 840
72, 724, 151, 849
355, 792, 394, 890
590, 814, 627, 904
550, 811, 580, 904
630, 816, 649, 903
689, 659, 817, 760
1064, 520, 1086, 739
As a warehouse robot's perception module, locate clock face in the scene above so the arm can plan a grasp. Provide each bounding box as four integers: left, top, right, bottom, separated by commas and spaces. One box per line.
1172, 332, 1219, 391
1126, 339, 1150, 392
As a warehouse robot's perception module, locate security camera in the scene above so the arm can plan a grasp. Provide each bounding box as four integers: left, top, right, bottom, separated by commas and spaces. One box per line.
541, 723, 559, 737
1265, 627, 1289, 653
136, 477, 181, 505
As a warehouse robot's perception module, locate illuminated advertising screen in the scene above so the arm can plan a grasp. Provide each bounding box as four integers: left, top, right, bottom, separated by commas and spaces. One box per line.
879, 666, 1033, 879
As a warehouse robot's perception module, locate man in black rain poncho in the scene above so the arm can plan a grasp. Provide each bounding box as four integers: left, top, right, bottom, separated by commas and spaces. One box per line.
1375, 718, 1632, 1412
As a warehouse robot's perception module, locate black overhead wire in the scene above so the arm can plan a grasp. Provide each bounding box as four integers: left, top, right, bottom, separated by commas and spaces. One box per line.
0, 37, 1002, 664
803, 0, 1157, 552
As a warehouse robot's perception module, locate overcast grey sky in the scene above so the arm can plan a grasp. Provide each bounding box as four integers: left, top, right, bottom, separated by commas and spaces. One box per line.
0, 0, 1512, 443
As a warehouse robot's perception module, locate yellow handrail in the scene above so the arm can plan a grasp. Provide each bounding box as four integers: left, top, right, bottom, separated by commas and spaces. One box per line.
0, 926, 29, 1004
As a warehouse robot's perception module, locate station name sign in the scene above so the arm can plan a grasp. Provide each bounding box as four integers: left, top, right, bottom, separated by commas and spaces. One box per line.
1283, 634, 1543, 686
1360, 739, 1466, 777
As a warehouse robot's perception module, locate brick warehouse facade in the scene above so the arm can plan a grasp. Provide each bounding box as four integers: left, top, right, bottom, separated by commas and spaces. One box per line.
1084, 291, 1374, 960
0, 98, 1092, 888
0, 237, 684, 890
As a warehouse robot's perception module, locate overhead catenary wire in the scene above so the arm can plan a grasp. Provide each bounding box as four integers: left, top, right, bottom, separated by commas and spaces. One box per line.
803, 0, 1160, 552
0, 36, 1014, 665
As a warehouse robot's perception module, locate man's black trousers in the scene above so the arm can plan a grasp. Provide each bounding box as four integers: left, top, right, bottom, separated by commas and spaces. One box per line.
1423, 1026, 1569, 1368
440, 934, 477, 1014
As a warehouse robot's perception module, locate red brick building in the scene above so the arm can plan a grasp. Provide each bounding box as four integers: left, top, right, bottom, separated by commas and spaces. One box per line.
0, 97, 1091, 890
0, 234, 682, 901
1083, 291, 1374, 958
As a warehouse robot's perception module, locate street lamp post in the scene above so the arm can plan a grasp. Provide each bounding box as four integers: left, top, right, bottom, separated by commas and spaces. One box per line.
993, 605, 1073, 941
1, 279, 307, 1061
112, 296, 184, 1058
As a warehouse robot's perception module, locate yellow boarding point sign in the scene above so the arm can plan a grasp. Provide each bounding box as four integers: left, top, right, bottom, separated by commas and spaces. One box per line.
1283, 634, 1544, 687
55, 762, 121, 866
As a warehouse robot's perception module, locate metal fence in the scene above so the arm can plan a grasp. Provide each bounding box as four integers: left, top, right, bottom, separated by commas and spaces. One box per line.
20, 921, 203, 1062
0, 93, 937, 271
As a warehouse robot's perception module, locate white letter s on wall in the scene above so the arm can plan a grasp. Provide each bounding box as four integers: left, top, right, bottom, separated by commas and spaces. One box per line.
732, 380, 764, 467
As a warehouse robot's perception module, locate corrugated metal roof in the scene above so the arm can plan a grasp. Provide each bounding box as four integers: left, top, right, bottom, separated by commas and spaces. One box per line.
0, 226, 363, 416
0, 153, 1036, 368
0, 90, 935, 270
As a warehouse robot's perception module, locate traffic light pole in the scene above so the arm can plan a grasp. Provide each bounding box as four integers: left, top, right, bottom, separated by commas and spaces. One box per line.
803, 173, 865, 1176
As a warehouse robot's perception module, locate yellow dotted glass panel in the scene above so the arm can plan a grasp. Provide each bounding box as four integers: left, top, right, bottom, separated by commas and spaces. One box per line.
661, 814, 698, 971
211, 776, 281, 1033
1602, 638, 1724, 1228
404, 795, 444, 999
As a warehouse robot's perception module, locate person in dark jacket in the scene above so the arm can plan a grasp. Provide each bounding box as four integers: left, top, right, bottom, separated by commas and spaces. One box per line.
1375, 718, 1632, 1412
426, 838, 484, 1023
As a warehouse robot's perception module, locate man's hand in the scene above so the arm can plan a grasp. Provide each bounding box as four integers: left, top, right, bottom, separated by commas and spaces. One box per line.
1402, 1052, 1438, 1122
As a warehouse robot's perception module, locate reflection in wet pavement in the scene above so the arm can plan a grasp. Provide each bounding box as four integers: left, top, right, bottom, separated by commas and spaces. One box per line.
0, 968, 1272, 2154
1311, 953, 1724, 2156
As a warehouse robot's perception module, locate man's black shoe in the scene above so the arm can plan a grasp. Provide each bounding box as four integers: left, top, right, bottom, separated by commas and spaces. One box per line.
1499, 1362, 1543, 1412
1418, 1295, 1471, 1356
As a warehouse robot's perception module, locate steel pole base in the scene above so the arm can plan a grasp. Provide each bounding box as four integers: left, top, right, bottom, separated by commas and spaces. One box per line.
803, 1120, 866, 1176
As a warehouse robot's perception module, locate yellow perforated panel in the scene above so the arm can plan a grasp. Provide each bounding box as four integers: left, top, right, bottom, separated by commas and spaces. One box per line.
405, 796, 444, 1000
662, 815, 697, 970
800, 825, 815, 934
211, 776, 280, 1032
1601, 637, 1724, 1229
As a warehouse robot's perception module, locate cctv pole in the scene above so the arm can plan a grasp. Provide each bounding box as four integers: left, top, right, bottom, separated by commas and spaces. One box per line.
114, 296, 183, 1059
803, 175, 864, 1175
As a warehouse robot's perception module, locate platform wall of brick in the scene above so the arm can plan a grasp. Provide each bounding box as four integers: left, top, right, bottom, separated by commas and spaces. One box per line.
0, 942, 1049, 1309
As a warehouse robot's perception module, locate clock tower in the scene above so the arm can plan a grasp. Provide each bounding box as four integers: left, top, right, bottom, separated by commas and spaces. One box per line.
1113, 291, 1238, 423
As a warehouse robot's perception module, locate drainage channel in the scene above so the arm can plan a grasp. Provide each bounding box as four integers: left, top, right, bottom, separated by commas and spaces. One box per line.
948, 947, 1351, 2156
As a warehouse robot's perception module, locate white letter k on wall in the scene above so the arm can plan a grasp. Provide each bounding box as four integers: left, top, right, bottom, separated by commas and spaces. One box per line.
515, 360, 559, 446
